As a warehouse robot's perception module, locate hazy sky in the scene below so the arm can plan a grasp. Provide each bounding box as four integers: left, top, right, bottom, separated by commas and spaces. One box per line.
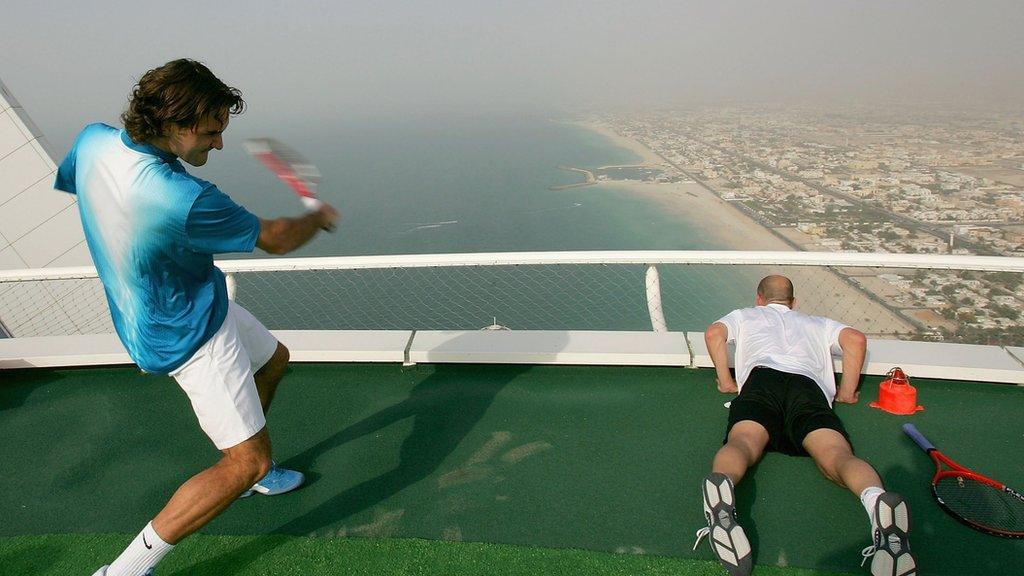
2, 0, 1022, 152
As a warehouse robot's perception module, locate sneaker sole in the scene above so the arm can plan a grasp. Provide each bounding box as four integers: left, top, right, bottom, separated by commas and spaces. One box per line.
872, 492, 916, 576
250, 475, 305, 496
703, 473, 753, 576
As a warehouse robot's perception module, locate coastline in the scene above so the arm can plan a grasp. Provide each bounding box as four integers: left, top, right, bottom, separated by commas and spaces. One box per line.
569, 119, 790, 252
596, 180, 792, 251
569, 121, 915, 336
570, 121, 664, 166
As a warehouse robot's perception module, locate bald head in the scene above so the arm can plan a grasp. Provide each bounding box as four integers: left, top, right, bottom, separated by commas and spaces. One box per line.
757, 275, 794, 307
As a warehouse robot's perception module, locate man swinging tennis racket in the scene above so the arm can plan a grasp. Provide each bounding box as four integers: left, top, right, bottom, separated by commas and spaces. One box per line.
55, 58, 338, 576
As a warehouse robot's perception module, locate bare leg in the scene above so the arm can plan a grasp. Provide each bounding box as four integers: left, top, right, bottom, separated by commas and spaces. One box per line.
255, 343, 290, 413
803, 428, 882, 495
712, 420, 770, 485
150, 428, 272, 544
703, 420, 765, 576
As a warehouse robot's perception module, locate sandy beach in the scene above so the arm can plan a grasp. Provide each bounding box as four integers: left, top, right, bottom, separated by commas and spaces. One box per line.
571, 122, 916, 337
569, 120, 794, 251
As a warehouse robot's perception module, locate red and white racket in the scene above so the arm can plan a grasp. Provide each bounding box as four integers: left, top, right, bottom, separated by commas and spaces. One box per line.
903, 423, 1024, 538
244, 138, 333, 230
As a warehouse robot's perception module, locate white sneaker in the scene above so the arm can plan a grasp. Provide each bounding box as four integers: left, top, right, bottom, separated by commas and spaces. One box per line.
696, 472, 752, 576
861, 491, 916, 576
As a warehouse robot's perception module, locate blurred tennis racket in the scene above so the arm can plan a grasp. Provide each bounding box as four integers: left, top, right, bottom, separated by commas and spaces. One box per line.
243, 138, 333, 230
903, 423, 1024, 538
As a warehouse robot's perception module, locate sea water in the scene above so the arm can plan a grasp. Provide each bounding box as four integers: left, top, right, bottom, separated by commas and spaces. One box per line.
201, 113, 756, 330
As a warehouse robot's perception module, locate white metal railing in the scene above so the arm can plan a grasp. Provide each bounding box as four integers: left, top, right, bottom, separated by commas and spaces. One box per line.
2, 251, 1023, 343
3, 250, 1024, 281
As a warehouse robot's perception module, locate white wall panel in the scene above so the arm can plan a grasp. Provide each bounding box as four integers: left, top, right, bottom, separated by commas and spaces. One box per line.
12, 205, 84, 267
0, 245, 29, 271
0, 111, 27, 158
6, 105, 44, 143
0, 76, 90, 272
0, 144, 50, 205
0, 178, 74, 242
29, 137, 57, 169
46, 239, 92, 268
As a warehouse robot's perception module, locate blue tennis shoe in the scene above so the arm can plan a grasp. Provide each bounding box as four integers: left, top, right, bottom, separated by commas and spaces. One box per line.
239, 461, 305, 498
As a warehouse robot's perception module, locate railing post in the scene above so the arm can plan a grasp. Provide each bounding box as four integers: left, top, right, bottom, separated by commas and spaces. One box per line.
645, 265, 668, 332
225, 273, 237, 301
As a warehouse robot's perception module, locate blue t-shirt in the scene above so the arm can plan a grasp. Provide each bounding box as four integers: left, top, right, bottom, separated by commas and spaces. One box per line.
54, 123, 260, 374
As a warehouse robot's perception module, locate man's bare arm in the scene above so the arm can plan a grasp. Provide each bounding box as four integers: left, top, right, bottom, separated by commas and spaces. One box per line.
256, 204, 339, 255
834, 327, 867, 404
705, 322, 737, 393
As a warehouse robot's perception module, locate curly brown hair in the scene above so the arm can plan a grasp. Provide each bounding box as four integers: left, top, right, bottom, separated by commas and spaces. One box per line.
121, 59, 245, 143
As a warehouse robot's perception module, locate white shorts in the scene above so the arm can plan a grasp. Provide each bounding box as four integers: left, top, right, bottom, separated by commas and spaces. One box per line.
169, 301, 279, 450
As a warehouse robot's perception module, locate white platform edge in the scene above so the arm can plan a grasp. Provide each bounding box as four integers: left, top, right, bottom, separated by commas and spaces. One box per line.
686, 332, 1024, 385
2, 330, 1022, 385
409, 330, 690, 366
273, 330, 412, 363
0, 329, 691, 369
0, 330, 416, 369
0, 334, 130, 369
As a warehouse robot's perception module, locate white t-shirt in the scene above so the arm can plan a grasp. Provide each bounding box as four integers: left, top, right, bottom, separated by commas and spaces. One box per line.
716, 303, 848, 405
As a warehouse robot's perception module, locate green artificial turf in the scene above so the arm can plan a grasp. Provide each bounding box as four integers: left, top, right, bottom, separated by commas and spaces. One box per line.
3, 363, 1022, 575
0, 533, 859, 576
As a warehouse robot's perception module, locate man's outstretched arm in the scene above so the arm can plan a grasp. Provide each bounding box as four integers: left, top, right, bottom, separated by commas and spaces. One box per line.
257, 204, 339, 255
834, 327, 867, 404
705, 322, 737, 393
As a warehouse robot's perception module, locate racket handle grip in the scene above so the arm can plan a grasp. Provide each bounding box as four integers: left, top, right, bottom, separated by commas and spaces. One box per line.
300, 196, 335, 232
902, 423, 936, 452
300, 196, 323, 211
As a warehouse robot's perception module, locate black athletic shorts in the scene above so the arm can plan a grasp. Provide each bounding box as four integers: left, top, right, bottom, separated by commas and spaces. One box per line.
725, 366, 850, 456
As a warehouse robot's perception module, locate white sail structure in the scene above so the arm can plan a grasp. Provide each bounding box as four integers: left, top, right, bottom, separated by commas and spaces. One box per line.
0, 78, 94, 336
0, 78, 89, 270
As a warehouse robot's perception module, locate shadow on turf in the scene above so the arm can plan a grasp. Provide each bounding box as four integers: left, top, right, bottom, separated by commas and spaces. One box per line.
734, 465, 760, 567
0, 368, 66, 411
0, 540, 60, 574
170, 362, 532, 575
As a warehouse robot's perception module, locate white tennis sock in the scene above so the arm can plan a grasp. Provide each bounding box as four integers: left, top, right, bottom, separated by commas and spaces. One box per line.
107, 521, 174, 576
860, 486, 885, 531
